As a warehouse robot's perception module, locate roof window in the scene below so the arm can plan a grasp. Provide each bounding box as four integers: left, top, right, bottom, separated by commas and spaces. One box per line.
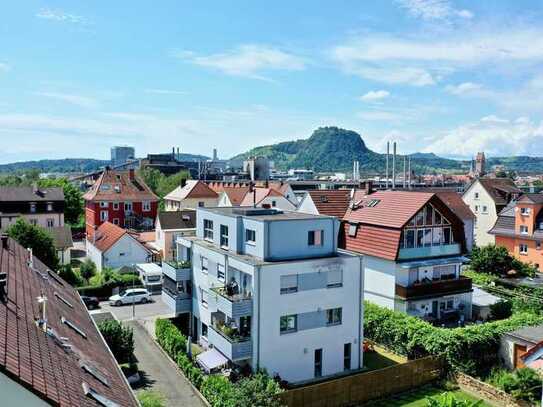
82, 382, 119, 407
366, 199, 380, 207
320, 195, 328, 203
61, 316, 87, 339
54, 292, 73, 308
80, 361, 110, 387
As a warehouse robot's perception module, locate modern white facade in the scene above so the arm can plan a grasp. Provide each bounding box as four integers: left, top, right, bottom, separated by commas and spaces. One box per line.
166, 207, 364, 383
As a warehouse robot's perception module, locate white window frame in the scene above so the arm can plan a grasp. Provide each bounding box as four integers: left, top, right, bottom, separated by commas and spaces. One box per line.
280, 314, 297, 334
245, 229, 256, 245
520, 225, 529, 235
521, 207, 531, 216
308, 230, 324, 247
113, 202, 120, 210
30, 202, 37, 213
124, 202, 133, 212
100, 210, 108, 222
201, 257, 208, 274
220, 224, 229, 249
519, 244, 528, 255
112, 218, 120, 226
46, 202, 53, 212
142, 201, 151, 212
46, 218, 54, 228
326, 307, 342, 326
100, 201, 108, 208
203, 219, 213, 241
217, 264, 225, 282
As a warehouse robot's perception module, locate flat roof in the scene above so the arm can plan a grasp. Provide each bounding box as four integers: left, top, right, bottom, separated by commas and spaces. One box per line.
507, 324, 543, 344
198, 206, 335, 221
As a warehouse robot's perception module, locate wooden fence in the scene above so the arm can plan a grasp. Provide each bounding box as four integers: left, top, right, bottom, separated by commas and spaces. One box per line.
280, 355, 445, 407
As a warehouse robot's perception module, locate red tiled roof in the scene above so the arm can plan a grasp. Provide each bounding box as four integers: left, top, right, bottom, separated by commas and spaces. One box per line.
240, 187, 283, 206
135, 231, 155, 243
342, 222, 401, 260
83, 169, 158, 202
435, 191, 475, 220
0, 237, 138, 406
220, 187, 250, 206
307, 190, 351, 218
92, 222, 134, 252
164, 180, 218, 201
344, 190, 434, 228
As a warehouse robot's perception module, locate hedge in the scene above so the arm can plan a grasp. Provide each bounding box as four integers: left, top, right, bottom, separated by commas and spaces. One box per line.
77, 281, 144, 300
364, 302, 543, 376
155, 319, 282, 407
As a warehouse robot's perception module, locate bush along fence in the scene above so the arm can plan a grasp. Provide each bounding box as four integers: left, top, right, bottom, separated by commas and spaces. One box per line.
155, 318, 283, 407
363, 302, 543, 376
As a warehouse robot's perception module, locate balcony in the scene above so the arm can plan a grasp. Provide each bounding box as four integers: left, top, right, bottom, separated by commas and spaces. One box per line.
210, 286, 253, 318
398, 243, 461, 260
208, 325, 252, 361
396, 276, 472, 300
162, 260, 191, 281
162, 289, 192, 314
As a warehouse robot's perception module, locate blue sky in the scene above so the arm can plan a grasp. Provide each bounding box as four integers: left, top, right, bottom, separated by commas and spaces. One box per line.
1, 0, 543, 164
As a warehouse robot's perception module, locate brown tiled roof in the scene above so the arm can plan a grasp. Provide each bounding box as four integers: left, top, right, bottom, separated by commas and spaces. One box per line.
344, 190, 434, 228
164, 180, 218, 201
342, 222, 401, 261
0, 237, 138, 406
0, 186, 64, 202
157, 210, 196, 230
307, 190, 351, 218
476, 178, 521, 206
240, 187, 283, 207
92, 222, 141, 253
83, 169, 158, 202
48, 225, 74, 249
435, 191, 475, 220
518, 193, 543, 204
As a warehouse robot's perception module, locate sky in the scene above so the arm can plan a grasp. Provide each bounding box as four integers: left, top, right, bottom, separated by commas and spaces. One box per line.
1, 0, 543, 164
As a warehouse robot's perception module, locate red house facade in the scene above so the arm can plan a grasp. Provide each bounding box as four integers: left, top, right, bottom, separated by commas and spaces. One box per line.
83, 168, 159, 238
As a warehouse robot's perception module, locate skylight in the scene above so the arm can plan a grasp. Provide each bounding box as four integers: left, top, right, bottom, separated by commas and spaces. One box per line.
54, 292, 73, 308
366, 199, 380, 207
61, 316, 87, 339
48, 270, 65, 286
80, 361, 110, 387
82, 382, 120, 407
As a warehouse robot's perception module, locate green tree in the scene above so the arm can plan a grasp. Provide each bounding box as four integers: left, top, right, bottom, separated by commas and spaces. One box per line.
98, 320, 134, 364
138, 167, 164, 195
156, 170, 190, 198
470, 245, 514, 276
234, 372, 283, 407
7, 219, 59, 270
489, 300, 513, 320
79, 258, 97, 281
58, 264, 83, 286
38, 178, 84, 225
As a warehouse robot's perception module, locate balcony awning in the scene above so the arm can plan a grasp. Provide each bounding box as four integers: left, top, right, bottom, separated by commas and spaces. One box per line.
398, 256, 470, 269
196, 348, 229, 373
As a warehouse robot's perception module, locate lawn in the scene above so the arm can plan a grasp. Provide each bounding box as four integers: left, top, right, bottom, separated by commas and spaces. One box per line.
364, 344, 407, 371
366, 385, 491, 406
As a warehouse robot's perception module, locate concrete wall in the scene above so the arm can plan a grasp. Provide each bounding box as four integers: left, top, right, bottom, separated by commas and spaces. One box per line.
363, 256, 397, 310
165, 197, 218, 211
462, 181, 497, 247
499, 335, 536, 370
296, 194, 319, 215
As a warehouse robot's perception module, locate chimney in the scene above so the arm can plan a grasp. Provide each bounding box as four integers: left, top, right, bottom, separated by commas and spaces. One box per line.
392, 142, 397, 190
128, 168, 135, 180
37, 290, 48, 333
364, 180, 373, 195
28, 248, 34, 269
385, 141, 390, 189
213, 148, 218, 161
177, 147, 180, 161
403, 156, 406, 189
181, 178, 187, 188
1, 234, 8, 250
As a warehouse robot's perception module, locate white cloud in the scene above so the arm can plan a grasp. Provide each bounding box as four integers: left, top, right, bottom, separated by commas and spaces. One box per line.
360, 90, 390, 101
176, 45, 306, 80
445, 82, 483, 95
480, 115, 509, 124
144, 88, 187, 95
33, 92, 99, 109
396, 0, 473, 21
424, 116, 543, 156
36, 8, 86, 24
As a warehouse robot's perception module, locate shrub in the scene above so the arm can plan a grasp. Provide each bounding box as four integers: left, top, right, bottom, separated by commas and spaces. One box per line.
488, 367, 542, 402
489, 300, 513, 320
98, 320, 134, 364
7, 219, 59, 270
200, 375, 238, 407
364, 302, 543, 376
138, 390, 165, 407
58, 264, 83, 286
79, 259, 97, 281
426, 392, 482, 406
470, 245, 536, 277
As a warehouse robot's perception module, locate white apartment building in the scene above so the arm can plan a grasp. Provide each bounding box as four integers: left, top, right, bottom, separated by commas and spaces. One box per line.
164, 207, 363, 383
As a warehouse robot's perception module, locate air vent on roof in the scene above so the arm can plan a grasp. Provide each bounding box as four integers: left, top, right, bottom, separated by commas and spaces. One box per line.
320, 196, 328, 203
61, 316, 87, 339
54, 292, 73, 308
82, 382, 120, 407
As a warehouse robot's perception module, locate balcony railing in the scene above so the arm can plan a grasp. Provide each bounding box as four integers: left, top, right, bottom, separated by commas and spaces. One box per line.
162, 289, 192, 314
162, 260, 191, 281
398, 243, 461, 260
208, 325, 252, 361
396, 276, 472, 299
210, 286, 253, 318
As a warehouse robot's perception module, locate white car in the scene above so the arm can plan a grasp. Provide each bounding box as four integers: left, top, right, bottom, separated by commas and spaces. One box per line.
109, 288, 151, 306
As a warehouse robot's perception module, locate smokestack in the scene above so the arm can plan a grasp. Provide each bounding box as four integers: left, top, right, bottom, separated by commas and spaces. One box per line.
386, 141, 390, 189
392, 142, 397, 190
177, 147, 180, 160
213, 148, 218, 161
403, 156, 406, 189
128, 168, 135, 180
408, 157, 412, 189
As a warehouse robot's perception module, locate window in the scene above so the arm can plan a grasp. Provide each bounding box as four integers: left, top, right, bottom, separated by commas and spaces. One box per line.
280, 274, 298, 294
220, 225, 229, 248
124, 202, 132, 212
327, 269, 342, 288
29, 219, 38, 226
46, 218, 54, 228
217, 264, 225, 282
80, 362, 109, 387
537, 241, 541, 250
245, 229, 256, 244
113, 202, 119, 210
201, 257, 208, 273
112, 218, 120, 226
280, 314, 297, 334
200, 288, 208, 307
474, 192, 479, 199
425, 206, 433, 225
308, 230, 323, 246
416, 229, 425, 247
142, 201, 151, 211
271, 200, 277, 207
432, 228, 443, 246
367, 199, 380, 207
423, 228, 432, 247
415, 211, 424, 226
520, 225, 529, 235
30, 202, 36, 213
520, 244, 528, 255
100, 210, 108, 222
521, 207, 531, 216
434, 264, 456, 280
482, 205, 488, 214
46, 203, 53, 212
348, 223, 358, 237
100, 201, 108, 208
405, 229, 415, 248
61, 316, 87, 338
326, 307, 342, 326
314, 349, 322, 378
201, 322, 208, 339
203, 219, 213, 240
474, 205, 479, 213
434, 211, 442, 225
344, 343, 351, 371
443, 227, 452, 244
198, 201, 205, 207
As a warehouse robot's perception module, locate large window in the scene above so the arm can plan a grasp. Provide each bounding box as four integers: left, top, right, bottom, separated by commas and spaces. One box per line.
401, 206, 454, 250
217, 264, 225, 282
344, 343, 351, 371
433, 264, 456, 280
327, 269, 343, 288
308, 230, 323, 246
203, 219, 213, 240
520, 244, 528, 255
245, 229, 256, 244
142, 201, 151, 211
280, 274, 298, 294
280, 314, 297, 334
314, 349, 322, 378
220, 225, 229, 248
326, 307, 342, 326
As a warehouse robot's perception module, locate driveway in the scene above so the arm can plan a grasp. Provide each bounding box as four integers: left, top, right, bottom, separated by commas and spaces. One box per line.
127, 320, 205, 407
96, 295, 173, 321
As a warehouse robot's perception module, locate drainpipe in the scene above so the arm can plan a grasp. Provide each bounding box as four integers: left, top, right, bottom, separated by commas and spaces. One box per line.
359, 255, 364, 369
256, 264, 261, 371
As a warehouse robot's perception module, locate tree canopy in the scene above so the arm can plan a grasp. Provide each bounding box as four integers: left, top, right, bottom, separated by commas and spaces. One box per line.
7, 219, 59, 270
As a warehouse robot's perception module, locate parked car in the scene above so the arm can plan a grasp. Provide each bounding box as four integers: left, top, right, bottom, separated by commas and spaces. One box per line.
81, 295, 99, 310
108, 288, 151, 306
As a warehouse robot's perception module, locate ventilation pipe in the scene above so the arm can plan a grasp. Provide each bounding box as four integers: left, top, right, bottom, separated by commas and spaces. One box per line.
392, 142, 397, 190
37, 291, 48, 332
385, 141, 390, 189
403, 155, 406, 189
408, 157, 412, 189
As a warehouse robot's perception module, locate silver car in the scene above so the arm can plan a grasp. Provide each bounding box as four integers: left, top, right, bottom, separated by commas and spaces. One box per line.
109, 288, 151, 306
